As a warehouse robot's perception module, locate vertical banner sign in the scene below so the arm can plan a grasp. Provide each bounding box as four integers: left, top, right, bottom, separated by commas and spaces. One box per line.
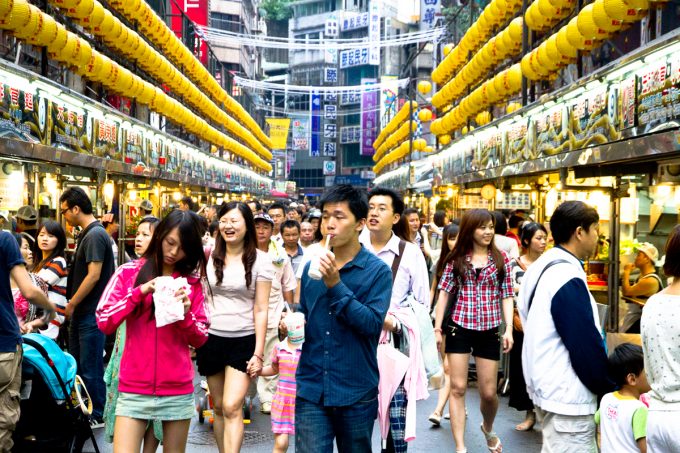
380, 75, 399, 129
361, 79, 378, 156
171, 0, 209, 65
265, 117, 291, 150
368, 1, 381, 66
311, 92, 321, 157
292, 118, 309, 151
420, 0, 442, 31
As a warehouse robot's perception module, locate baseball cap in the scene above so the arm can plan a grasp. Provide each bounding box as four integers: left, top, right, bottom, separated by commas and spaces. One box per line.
308, 209, 321, 219
0, 210, 9, 222
289, 202, 299, 208
16, 205, 38, 221
635, 242, 659, 264
140, 199, 154, 211
253, 213, 274, 226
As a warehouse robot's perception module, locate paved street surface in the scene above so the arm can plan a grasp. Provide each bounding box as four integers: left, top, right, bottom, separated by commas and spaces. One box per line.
86, 381, 543, 452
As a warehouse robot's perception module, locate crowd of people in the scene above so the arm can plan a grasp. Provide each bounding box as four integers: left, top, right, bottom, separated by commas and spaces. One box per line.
0, 185, 678, 453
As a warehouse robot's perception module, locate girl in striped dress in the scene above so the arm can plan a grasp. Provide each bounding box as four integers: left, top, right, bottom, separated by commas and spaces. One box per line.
260, 332, 302, 453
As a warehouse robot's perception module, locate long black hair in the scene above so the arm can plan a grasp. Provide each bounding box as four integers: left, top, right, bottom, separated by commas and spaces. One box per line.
134, 210, 208, 287
33, 221, 67, 272
212, 201, 258, 288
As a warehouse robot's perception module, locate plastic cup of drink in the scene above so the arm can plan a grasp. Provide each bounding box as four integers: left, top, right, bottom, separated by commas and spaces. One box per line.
308, 234, 332, 280
285, 312, 305, 345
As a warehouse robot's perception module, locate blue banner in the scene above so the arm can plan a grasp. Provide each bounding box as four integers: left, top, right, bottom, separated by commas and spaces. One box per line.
311, 92, 321, 157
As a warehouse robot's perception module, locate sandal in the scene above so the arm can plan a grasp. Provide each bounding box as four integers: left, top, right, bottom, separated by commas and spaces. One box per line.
515, 413, 536, 431
480, 423, 502, 453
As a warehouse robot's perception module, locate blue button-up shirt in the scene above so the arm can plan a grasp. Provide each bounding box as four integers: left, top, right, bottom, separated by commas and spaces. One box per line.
296, 245, 392, 407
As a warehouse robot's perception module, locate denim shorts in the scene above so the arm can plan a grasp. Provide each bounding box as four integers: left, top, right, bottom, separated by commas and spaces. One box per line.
115, 392, 195, 421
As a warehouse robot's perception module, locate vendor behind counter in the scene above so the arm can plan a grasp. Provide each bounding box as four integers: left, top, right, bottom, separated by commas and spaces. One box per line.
620, 243, 663, 333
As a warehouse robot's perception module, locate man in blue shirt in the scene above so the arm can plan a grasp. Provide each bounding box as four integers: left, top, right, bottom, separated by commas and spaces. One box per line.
0, 231, 52, 450
296, 185, 392, 453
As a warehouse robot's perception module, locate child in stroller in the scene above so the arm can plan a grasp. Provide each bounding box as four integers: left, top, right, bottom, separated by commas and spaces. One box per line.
13, 333, 100, 453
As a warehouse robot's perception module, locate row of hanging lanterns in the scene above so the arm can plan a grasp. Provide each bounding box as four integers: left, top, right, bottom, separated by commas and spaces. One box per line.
372, 101, 418, 156
46, 0, 272, 162
0, 0, 271, 171
108, 0, 273, 150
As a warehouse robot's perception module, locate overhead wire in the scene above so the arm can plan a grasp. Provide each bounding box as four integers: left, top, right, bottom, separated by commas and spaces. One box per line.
232, 75, 410, 94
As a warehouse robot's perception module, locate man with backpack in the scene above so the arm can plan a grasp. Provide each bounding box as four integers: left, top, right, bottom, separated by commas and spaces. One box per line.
518, 201, 615, 452
0, 230, 52, 450
60, 187, 115, 428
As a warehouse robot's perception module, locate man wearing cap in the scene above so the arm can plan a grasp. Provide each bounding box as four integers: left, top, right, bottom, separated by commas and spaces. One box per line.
16, 206, 41, 259
139, 199, 154, 218
253, 213, 296, 414
621, 242, 663, 333
0, 211, 10, 231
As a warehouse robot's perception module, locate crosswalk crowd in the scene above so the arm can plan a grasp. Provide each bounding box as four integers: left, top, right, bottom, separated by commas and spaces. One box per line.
0, 184, 679, 453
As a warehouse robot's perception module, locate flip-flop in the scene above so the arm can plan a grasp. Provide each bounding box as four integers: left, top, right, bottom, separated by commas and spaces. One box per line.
480, 423, 502, 453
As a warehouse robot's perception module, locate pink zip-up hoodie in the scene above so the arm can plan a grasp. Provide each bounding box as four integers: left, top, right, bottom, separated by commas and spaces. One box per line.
96, 259, 209, 396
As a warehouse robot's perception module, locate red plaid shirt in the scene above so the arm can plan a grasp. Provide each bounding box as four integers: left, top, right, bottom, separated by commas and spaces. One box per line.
438, 251, 513, 331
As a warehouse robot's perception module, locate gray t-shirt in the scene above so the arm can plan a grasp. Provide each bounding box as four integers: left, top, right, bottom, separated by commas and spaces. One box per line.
69, 222, 115, 316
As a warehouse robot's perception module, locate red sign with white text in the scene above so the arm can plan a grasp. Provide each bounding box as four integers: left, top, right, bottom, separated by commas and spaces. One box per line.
171, 0, 209, 65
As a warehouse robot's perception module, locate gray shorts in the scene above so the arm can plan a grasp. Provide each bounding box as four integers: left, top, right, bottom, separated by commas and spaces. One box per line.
116, 392, 195, 421
536, 407, 597, 453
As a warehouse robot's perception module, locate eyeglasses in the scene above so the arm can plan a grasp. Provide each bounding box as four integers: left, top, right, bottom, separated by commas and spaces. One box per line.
60, 206, 72, 216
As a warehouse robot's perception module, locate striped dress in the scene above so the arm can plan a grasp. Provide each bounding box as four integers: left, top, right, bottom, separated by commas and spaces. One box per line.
36, 256, 68, 340
270, 340, 302, 435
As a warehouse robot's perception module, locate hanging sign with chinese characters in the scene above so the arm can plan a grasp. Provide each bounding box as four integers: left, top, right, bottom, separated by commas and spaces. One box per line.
361, 78, 378, 156
50, 99, 90, 154
340, 125, 361, 144
340, 48, 370, 69
0, 81, 50, 145
505, 117, 531, 164
340, 91, 362, 105
535, 104, 571, 157
368, 1, 381, 65
324, 67, 338, 83
341, 12, 369, 31
570, 86, 620, 149
637, 61, 675, 127
93, 117, 121, 160
123, 126, 147, 166
420, 0, 442, 31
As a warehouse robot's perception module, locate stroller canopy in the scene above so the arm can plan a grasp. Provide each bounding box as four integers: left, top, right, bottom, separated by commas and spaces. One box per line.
22, 334, 77, 401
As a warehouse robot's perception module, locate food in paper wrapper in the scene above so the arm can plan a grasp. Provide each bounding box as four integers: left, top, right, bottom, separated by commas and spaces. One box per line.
153, 276, 191, 327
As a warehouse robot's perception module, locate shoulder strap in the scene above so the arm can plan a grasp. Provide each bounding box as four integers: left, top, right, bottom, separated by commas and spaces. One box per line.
641, 273, 664, 289
391, 240, 407, 283
527, 259, 571, 311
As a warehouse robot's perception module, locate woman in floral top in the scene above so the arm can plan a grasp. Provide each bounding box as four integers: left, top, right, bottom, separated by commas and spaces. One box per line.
433, 209, 514, 453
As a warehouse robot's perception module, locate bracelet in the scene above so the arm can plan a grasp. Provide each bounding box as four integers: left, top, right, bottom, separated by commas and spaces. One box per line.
433, 327, 442, 333
253, 354, 264, 362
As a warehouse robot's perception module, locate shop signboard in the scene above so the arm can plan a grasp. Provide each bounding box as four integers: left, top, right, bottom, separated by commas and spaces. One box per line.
292, 118, 309, 151
148, 135, 166, 169
93, 117, 122, 160
496, 192, 531, 210
0, 81, 49, 145
505, 117, 532, 164
123, 126, 147, 166
193, 154, 205, 179
619, 76, 637, 129
476, 127, 503, 169
570, 86, 621, 149
361, 78, 378, 156
535, 104, 571, 157
166, 142, 180, 174
180, 146, 194, 177
637, 60, 676, 127
50, 98, 90, 154
205, 159, 214, 183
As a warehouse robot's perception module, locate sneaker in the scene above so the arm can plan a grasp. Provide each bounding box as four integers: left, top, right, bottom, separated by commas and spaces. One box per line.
428, 412, 441, 426
444, 412, 450, 420
260, 402, 271, 414
90, 418, 105, 429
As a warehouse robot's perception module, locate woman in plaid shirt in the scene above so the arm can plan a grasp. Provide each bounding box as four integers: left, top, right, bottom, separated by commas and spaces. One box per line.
433, 209, 514, 453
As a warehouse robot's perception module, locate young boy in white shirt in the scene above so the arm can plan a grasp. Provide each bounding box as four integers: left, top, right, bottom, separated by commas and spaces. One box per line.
595, 343, 651, 453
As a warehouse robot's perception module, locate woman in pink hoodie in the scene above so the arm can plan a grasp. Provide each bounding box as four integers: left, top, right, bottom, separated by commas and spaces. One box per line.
97, 210, 210, 452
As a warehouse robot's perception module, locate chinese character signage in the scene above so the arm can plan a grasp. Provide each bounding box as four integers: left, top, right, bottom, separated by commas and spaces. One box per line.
0, 81, 50, 146
292, 118, 309, 151
340, 48, 370, 69
123, 126, 147, 166
50, 99, 90, 155
340, 125, 361, 143
534, 104, 571, 157
325, 92, 338, 104
570, 86, 620, 148
324, 123, 337, 138
368, 1, 381, 65
620, 76, 636, 129
324, 142, 336, 157
325, 18, 339, 37
341, 12, 369, 31
311, 92, 321, 157
340, 91, 362, 105
265, 117, 291, 150
171, 0, 209, 65
420, 0, 442, 31
361, 79, 378, 156
325, 68, 338, 83
324, 105, 337, 120
94, 118, 121, 160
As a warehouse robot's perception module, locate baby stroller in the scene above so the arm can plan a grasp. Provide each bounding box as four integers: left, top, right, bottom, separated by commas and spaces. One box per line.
13, 334, 100, 453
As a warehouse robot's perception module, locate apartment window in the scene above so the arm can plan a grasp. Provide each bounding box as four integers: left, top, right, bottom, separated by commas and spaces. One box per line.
210, 12, 241, 33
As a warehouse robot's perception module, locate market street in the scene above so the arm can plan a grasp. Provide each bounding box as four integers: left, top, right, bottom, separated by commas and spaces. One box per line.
86, 382, 543, 452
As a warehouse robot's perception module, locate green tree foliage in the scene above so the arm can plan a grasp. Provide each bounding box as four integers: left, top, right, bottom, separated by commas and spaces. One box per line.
260, 0, 293, 21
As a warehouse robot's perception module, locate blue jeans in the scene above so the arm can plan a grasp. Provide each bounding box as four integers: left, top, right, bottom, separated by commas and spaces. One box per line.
69, 313, 105, 419
295, 393, 378, 453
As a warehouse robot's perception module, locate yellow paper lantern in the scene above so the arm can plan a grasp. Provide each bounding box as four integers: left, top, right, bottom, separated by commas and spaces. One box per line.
0, 0, 14, 19
0, 0, 30, 30
28, 11, 57, 46
94, 11, 114, 35
507, 102, 522, 113
53, 0, 80, 7
417, 80, 432, 95
418, 108, 433, 122
536, 41, 562, 72
476, 111, 492, 125
566, 17, 597, 50
592, 0, 624, 31
423, 146, 434, 153
68, 0, 94, 18
602, 0, 648, 20
439, 134, 452, 145
12, 4, 41, 39
413, 138, 427, 151
577, 3, 611, 39
76, 38, 92, 68
556, 26, 579, 58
